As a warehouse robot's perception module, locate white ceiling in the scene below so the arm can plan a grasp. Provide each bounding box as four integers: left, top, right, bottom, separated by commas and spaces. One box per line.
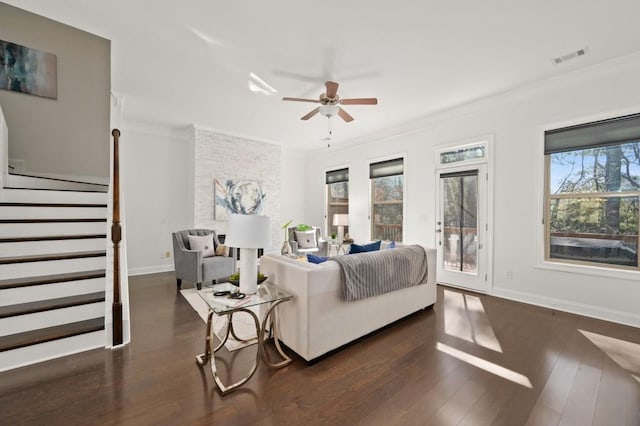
5, 0, 640, 150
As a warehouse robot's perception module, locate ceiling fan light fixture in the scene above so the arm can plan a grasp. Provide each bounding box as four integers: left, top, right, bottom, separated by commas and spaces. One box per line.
319, 104, 339, 117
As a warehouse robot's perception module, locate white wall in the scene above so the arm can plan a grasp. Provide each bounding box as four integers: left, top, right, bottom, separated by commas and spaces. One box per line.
0, 2, 110, 178
0, 104, 7, 189
304, 52, 640, 327
122, 123, 306, 274
280, 147, 307, 239
192, 127, 283, 251
121, 123, 191, 275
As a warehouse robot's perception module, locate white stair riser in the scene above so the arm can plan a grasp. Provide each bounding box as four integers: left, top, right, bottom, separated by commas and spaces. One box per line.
0, 278, 105, 306
7, 175, 109, 192
0, 238, 106, 257
0, 256, 106, 280
0, 221, 107, 238
0, 189, 108, 204
0, 206, 107, 219
0, 302, 105, 336
0, 330, 105, 372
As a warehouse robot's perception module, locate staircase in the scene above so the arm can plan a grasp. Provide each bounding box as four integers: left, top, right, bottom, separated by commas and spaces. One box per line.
0, 173, 110, 371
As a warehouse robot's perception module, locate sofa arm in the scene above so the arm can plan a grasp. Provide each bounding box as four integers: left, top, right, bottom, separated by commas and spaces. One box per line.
174, 248, 203, 283
289, 240, 299, 255
316, 239, 328, 257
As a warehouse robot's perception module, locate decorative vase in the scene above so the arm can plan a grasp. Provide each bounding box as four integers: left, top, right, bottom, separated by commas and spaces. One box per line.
281, 240, 292, 256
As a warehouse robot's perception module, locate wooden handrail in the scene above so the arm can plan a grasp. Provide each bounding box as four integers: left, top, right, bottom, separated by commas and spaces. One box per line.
111, 129, 123, 346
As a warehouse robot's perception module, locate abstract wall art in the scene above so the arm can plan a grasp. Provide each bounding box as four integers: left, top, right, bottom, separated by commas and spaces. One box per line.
214, 178, 266, 221
0, 39, 57, 99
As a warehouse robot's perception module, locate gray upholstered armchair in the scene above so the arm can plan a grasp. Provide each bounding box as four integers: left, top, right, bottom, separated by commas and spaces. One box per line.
172, 229, 236, 290
287, 226, 328, 256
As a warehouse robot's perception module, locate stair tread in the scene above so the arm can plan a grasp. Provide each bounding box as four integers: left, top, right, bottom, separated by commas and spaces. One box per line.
0, 317, 104, 352
3, 186, 108, 193
0, 250, 106, 265
0, 202, 107, 207
8, 172, 109, 188
0, 269, 106, 289
0, 218, 106, 223
0, 234, 107, 243
0, 292, 105, 318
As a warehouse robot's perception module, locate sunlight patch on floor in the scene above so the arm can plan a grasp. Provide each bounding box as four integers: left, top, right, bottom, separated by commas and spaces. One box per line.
436, 342, 532, 388
579, 329, 640, 376
444, 289, 502, 353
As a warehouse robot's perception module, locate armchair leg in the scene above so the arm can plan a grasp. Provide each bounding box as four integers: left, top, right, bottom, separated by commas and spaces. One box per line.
196, 282, 202, 290
176, 278, 182, 290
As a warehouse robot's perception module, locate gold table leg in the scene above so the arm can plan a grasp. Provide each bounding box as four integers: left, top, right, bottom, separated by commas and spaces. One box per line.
195, 301, 292, 395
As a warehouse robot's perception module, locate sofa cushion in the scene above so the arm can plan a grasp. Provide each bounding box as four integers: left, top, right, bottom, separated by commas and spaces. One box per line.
295, 230, 317, 249
307, 254, 329, 264
349, 241, 381, 254
188, 234, 216, 257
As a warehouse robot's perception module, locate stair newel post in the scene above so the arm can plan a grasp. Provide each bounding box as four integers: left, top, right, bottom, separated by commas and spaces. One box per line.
111, 128, 123, 346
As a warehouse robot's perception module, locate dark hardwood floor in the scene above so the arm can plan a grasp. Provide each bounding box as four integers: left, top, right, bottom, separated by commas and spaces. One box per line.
1, 272, 639, 425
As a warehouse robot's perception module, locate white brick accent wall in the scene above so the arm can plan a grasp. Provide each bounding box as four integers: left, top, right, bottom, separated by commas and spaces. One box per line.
193, 128, 282, 251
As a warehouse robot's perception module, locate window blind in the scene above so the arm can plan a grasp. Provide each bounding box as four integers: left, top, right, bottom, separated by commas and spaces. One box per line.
369, 158, 404, 179
326, 168, 349, 184
545, 113, 640, 154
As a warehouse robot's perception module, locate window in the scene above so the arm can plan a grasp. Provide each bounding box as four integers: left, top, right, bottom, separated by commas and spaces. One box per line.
326, 168, 349, 237
545, 113, 640, 270
439, 144, 485, 165
370, 158, 404, 242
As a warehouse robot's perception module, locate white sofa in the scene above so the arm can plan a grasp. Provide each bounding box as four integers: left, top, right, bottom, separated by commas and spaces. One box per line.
260, 246, 436, 361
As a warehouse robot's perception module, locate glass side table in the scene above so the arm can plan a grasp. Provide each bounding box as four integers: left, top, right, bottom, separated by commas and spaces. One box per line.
327, 239, 350, 256
195, 282, 293, 395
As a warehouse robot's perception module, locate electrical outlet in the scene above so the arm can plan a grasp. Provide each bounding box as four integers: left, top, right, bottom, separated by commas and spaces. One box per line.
506, 270, 513, 280
165, 251, 171, 258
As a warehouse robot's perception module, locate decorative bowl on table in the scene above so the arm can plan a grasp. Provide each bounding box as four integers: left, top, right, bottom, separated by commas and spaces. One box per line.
228, 276, 268, 287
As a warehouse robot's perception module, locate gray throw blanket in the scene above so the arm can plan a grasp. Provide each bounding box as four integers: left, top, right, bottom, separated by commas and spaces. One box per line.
331, 245, 428, 301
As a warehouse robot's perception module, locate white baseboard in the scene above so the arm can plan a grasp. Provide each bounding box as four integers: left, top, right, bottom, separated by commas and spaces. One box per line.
128, 264, 174, 276
492, 287, 640, 329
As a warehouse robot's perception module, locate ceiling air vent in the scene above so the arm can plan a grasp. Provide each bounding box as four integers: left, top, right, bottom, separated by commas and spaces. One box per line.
552, 47, 588, 65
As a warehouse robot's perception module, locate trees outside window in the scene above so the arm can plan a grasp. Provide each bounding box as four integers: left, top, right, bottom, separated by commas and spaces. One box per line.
370, 158, 404, 241
546, 120, 640, 269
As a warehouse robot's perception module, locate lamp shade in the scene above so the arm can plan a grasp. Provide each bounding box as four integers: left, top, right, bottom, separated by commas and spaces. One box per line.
332, 214, 349, 227
225, 214, 271, 248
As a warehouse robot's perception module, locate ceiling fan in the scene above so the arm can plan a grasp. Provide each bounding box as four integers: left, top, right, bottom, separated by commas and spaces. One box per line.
282, 81, 377, 122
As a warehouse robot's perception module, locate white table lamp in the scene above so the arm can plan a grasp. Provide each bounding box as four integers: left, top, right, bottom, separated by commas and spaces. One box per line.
332, 214, 349, 243
225, 214, 271, 294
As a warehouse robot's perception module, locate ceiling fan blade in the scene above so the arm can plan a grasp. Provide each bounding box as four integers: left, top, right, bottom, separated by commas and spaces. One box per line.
337, 107, 354, 122
325, 81, 339, 98
282, 97, 320, 103
340, 98, 378, 105
301, 107, 320, 120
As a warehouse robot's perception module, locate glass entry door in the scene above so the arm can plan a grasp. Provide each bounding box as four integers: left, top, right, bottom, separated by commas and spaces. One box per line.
437, 165, 488, 292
